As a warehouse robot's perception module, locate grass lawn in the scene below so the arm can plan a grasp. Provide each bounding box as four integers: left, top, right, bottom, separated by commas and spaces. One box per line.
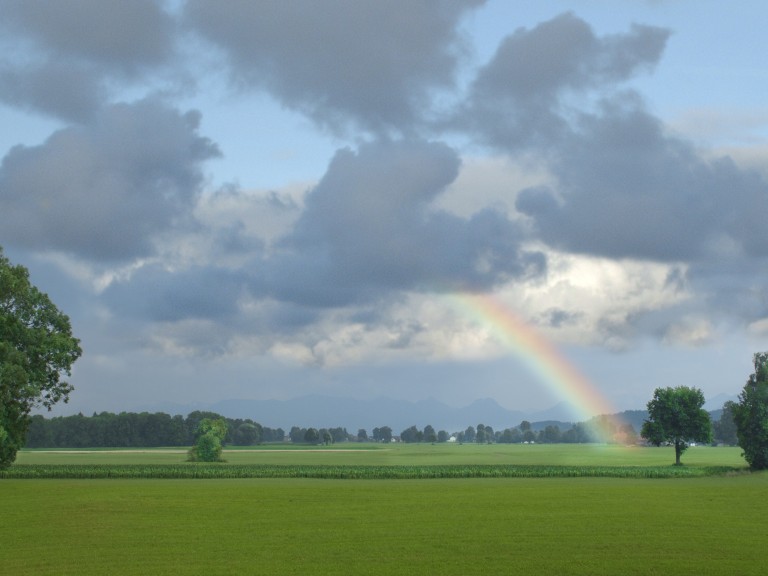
2, 473, 767, 575
2, 444, 761, 574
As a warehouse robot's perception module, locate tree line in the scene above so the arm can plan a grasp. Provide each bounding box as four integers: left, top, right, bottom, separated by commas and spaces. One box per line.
24, 411, 285, 448
21, 404, 739, 449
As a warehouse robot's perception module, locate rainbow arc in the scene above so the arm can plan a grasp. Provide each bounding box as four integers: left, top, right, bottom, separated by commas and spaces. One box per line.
452, 292, 624, 441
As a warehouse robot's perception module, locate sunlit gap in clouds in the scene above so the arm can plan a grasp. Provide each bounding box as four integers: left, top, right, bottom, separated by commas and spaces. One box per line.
447, 291, 626, 443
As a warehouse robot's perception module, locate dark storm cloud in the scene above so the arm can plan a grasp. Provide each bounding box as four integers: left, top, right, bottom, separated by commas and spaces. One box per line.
516, 96, 768, 262
0, 98, 220, 261
184, 0, 484, 134
0, 0, 175, 120
0, 62, 105, 122
103, 263, 245, 323
456, 12, 669, 149
102, 139, 543, 329
265, 139, 543, 306
447, 12, 768, 266
0, 0, 174, 74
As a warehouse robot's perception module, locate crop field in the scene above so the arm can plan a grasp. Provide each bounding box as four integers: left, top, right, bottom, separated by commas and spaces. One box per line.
2, 444, 766, 575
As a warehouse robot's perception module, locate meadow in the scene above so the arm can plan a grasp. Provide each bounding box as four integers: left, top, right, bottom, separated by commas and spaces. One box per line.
2, 444, 766, 575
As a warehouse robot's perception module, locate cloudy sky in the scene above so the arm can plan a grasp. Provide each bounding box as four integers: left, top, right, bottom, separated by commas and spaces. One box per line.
3, 0, 767, 417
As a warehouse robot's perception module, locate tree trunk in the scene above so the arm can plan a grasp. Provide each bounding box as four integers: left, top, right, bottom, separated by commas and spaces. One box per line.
674, 441, 682, 465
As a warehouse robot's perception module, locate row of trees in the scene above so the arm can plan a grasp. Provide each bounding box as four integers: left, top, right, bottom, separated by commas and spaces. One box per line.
24, 411, 285, 448
20, 404, 740, 450
288, 426, 351, 445
396, 421, 614, 444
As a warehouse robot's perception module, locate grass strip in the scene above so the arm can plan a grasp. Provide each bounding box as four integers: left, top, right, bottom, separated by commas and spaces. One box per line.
0, 463, 745, 479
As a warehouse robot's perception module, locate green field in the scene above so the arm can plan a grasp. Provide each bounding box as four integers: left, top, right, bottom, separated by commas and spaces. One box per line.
14, 442, 747, 467
2, 444, 765, 575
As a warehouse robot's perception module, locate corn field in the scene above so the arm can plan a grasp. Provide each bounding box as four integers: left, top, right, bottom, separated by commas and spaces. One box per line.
0, 463, 743, 479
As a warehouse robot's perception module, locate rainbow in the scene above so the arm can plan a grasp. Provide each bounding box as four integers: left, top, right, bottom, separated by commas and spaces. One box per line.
451, 292, 620, 439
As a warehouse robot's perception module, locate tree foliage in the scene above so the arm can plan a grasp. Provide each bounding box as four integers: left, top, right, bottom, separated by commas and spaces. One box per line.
0, 249, 81, 469
732, 352, 768, 470
187, 417, 228, 462
713, 401, 738, 446
641, 386, 712, 465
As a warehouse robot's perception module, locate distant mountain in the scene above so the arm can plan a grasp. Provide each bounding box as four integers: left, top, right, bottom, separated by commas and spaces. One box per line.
529, 401, 581, 422
135, 393, 731, 435
704, 393, 738, 411
208, 395, 529, 433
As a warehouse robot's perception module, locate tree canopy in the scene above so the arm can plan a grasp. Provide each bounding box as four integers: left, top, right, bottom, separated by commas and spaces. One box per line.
732, 352, 768, 470
641, 386, 712, 465
187, 417, 228, 462
0, 249, 82, 468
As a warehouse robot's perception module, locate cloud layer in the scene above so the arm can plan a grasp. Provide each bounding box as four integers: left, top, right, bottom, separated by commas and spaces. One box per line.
2, 2, 767, 375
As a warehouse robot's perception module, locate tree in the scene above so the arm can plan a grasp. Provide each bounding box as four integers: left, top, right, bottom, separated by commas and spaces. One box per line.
400, 425, 422, 443
304, 428, 320, 444
378, 426, 392, 443
233, 422, 261, 446
641, 386, 712, 465
289, 426, 304, 443
713, 401, 738, 446
1, 249, 82, 469
188, 417, 228, 462
732, 352, 768, 470
541, 425, 561, 444
475, 424, 487, 444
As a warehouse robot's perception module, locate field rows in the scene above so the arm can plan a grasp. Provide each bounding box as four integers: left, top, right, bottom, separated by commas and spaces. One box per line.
0, 463, 744, 479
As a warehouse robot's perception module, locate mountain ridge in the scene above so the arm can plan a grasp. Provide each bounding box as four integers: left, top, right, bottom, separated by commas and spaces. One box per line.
138, 395, 599, 432
125, 393, 728, 435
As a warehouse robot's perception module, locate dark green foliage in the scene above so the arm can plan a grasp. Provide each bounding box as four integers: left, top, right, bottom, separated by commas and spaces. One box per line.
304, 428, 319, 443
372, 426, 392, 443
714, 401, 739, 445
23, 411, 284, 448
732, 352, 768, 470
641, 386, 713, 465
187, 418, 228, 462
0, 249, 82, 469
400, 425, 423, 443
0, 463, 743, 480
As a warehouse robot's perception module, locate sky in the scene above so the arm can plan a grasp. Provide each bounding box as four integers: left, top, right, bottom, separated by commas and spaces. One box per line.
2, 0, 768, 418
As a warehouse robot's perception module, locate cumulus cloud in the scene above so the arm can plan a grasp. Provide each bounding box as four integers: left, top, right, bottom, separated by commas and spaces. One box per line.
3, 2, 766, 376
184, 0, 483, 134
94, 139, 544, 357
267, 139, 543, 306
0, 61, 105, 122
455, 12, 669, 149
0, 98, 219, 260
0, 0, 176, 120
516, 95, 768, 263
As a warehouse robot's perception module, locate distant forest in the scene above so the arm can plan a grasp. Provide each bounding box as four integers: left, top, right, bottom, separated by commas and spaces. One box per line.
24, 408, 736, 448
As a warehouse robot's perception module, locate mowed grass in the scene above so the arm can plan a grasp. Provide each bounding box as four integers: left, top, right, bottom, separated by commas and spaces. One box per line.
2, 475, 767, 575
3, 445, 761, 575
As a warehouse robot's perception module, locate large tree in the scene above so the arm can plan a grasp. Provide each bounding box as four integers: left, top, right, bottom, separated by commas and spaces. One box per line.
0, 249, 82, 469
641, 386, 712, 465
732, 352, 768, 470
